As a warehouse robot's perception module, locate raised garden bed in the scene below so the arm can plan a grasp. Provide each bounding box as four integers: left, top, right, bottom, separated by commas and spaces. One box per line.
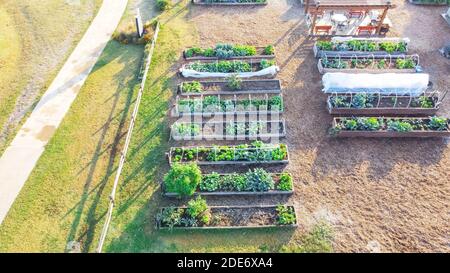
313, 38, 410, 58
331, 117, 450, 138
327, 93, 441, 116
191, 0, 268, 6
164, 169, 294, 197
184, 44, 275, 61
178, 79, 282, 96
172, 94, 284, 117
318, 55, 420, 74
180, 60, 279, 79
171, 120, 286, 140
168, 142, 289, 165
156, 205, 297, 230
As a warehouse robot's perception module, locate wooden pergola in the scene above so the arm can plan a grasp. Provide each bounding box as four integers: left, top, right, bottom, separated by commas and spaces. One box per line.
305, 0, 396, 36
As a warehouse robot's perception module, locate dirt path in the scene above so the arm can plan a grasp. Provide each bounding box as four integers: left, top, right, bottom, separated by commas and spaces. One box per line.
0, 0, 128, 225
186, 0, 450, 252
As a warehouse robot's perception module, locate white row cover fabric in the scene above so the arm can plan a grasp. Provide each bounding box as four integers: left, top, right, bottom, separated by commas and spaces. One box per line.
322, 73, 429, 95
331, 37, 410, 45
180, 66, 279, 79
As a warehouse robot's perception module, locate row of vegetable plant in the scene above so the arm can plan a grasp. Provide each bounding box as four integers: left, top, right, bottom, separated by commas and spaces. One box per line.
327, 93, 440, 116
184, 43, 274, 60
315, 39, 408, 54
318, 56, 419, 74
330, 116, 450, 137
169, 141, 289, 165
179, 78, 282, 95
171, 120, 286, 140
173, 94, 284, 116
184, 59, 276, 73
163, 163, 293, 197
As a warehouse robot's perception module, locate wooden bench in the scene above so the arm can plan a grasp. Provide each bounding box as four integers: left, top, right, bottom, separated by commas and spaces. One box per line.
315, 25, 332, 35
356, 25, 376, 36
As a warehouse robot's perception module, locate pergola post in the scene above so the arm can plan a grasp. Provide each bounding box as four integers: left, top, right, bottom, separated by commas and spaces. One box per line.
376, 6, 389, 35
305, 0, 310, 14
310, 8, 318, 35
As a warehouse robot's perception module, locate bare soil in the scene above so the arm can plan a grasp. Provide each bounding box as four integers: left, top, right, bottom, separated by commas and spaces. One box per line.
178, 0, 450, 252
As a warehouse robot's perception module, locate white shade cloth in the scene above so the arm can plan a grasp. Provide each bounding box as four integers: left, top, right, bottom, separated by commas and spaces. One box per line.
322, 73, 430, 95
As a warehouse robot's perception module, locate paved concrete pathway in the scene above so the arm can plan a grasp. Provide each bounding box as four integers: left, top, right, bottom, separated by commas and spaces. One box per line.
0, 0, 128, 224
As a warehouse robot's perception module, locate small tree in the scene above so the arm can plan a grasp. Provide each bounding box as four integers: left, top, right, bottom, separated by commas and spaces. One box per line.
164, 163, 202, 197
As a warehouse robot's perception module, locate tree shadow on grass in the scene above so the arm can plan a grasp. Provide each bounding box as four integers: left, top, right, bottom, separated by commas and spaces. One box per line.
64, 40, 144, 252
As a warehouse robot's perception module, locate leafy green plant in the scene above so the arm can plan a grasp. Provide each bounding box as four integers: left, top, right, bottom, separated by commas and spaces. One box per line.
387, 120, 413, 132
156, 207, 183, 229
221, 173, 247, 191
317, 41, 333, 50
173, 123, 201, 137
428, 116, 448, 131
182, 81, 203, 93
418, 96, 434, 108
187, 196, 210, 225
200, 172, 221, 192
271, 144, 288, 161
395, 58, 416, 69
330, 96, 350, 108
164, 163, 202, 197
277, 173, 293, 191
379, 42, 397, 53
351, 93, 374, 108
245, 168, 274, 192
227, 74, 242, 90
276, 205, 296, 225
359, 117, 381, 131
263, 45, 275, 55
344, 119, 358, 130
232, 45, 256, 56
260, 59, 276, 69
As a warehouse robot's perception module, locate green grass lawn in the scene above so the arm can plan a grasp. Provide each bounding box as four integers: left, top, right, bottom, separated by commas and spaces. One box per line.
0, 0, 101, 152
0, 0, 333, 253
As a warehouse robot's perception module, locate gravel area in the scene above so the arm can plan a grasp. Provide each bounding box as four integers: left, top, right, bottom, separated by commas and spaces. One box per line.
177, 0, 450, 252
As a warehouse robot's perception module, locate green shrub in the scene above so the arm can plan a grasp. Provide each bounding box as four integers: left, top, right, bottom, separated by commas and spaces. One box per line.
227, 74, 242, 90
276, 205, 296, 225
164, 163, 202, 196
156, 0, 170, 11
277, 173, 293, 191
187, 196, 210, 225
